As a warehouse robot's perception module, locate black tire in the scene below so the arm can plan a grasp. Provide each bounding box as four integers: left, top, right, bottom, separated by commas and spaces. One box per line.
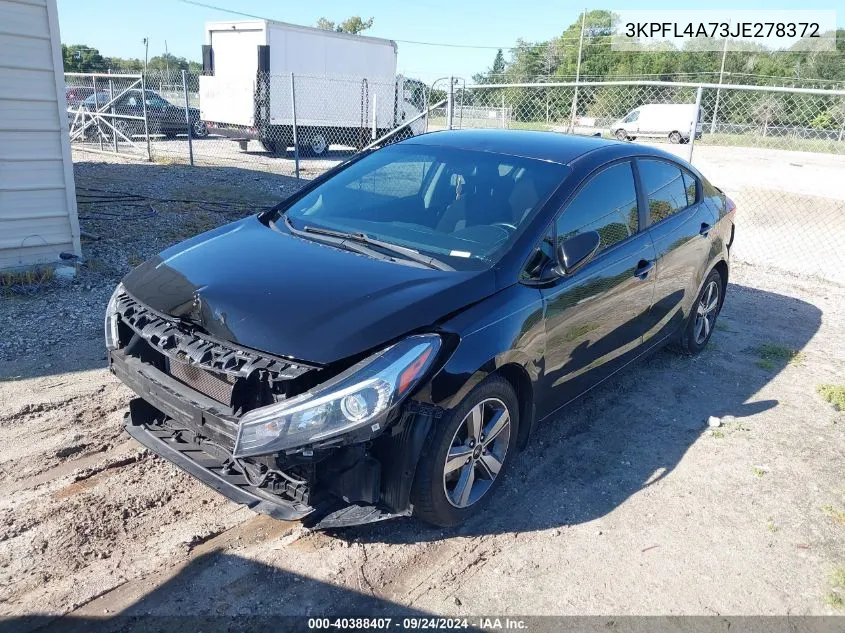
614, 128, 628, 141
668, 130, 682, 144
190, 121, 209, 138
411, 375, 519, 527
260, 138, 281, 154
671, 268, 723, 356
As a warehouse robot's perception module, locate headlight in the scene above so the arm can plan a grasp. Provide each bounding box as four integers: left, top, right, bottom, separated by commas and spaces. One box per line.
233, 334, 441, 457
104, 283, 123, 350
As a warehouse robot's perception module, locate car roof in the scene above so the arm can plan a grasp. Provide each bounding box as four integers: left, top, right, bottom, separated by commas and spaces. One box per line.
400, 129, 695, 170
400, 129, 627, 165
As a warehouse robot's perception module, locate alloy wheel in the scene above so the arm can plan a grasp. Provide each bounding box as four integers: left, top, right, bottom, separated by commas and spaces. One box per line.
694, 280, 720, 344
442, 397, 511, 508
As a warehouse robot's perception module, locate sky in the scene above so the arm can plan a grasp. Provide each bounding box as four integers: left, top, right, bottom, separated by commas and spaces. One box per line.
56, 0, 844, 81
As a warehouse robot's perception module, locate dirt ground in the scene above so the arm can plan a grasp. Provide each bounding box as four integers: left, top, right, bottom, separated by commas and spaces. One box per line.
1, 161, 844, 626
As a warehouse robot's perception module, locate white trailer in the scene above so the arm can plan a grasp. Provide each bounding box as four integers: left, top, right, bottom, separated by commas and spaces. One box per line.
198, 20, 426, 155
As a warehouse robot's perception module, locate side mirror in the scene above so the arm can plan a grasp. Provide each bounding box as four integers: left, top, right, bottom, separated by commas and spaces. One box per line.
557, 231, 601, 275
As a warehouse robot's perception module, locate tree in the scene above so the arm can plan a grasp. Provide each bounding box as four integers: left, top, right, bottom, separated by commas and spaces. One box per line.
316, 16, 374, 35
62, 44, 107, 72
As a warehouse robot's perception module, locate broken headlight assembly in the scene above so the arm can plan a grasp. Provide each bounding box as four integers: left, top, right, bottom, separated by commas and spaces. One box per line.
233, 334, 441, 457
104, 283, 124, 350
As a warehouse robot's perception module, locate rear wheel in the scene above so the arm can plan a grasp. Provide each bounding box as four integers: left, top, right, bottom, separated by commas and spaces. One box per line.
672, 268, 723, 355
668, 130, 682, 144
190, 120, 209, 138
615, 128, 628, 141
301, 131, 329, 157
411, 376, 519, 527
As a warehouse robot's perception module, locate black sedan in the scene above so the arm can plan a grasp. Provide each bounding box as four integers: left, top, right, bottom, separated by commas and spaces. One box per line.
105, 130, 735, 528
80, 89, 208, 139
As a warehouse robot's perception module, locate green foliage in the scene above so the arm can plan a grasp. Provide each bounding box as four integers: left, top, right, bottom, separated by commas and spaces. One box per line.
316, 16, 374, 35
62, 44, 107, 72
817, 384, 845, 411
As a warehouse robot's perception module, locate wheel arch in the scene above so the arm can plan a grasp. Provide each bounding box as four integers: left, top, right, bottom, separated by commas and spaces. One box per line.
489, 363, 535, 451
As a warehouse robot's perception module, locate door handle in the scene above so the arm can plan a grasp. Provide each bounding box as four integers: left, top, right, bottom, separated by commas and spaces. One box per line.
699, 222, 711, 237
634, 259, 655, 279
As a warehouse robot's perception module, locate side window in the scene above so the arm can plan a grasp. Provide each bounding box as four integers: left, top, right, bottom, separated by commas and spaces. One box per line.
639, 159, 692, 224
624, 110, 639, 123
682, 170, 698, 206
556, 162, 639, 253
346, 156, 433, 198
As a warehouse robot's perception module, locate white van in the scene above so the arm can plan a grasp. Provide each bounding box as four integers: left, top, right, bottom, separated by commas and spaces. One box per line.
612, 104, 702, 144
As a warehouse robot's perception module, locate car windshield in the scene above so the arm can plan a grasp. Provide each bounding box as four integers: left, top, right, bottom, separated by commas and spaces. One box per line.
284, 144, 567, 269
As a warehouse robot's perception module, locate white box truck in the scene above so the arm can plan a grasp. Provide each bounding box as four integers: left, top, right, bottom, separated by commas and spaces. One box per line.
611, 104, 703, 144
198, 20, 427, 156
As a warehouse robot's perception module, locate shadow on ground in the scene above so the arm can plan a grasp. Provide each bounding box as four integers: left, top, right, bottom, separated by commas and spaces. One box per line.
8, 553, 453, 633
339, 281, 821, 543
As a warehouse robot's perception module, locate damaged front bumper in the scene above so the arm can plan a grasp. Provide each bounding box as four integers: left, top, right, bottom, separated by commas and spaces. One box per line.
111, 348, 423, 529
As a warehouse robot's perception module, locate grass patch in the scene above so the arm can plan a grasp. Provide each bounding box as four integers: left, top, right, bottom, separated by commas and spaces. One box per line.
817, 385, 845, 412
832, 566, 845, 587
766, 518, 779, 533
163, 211, 221, 243
822, 505, 845, 525
752, 466, 767, 478
826, 592, 844, 610
711, 429, 725, 439
0, 267, 54, 288
756, 343, 805, 370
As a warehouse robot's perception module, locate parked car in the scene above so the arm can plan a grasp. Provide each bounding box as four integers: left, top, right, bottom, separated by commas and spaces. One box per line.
612, 103, 703, 144
65, 85, 96, 110
105, 130, 736, 528
79, 89, 208, 139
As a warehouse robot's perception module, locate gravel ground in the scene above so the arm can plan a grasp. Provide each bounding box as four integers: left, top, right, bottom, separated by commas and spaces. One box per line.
0, 159, 843, 625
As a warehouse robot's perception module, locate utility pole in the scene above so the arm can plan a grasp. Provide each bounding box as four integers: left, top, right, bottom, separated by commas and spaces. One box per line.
568, 9, 586, 133
164, 40, 170, 79
710, 37, 728, 134
142, 37, 149, 76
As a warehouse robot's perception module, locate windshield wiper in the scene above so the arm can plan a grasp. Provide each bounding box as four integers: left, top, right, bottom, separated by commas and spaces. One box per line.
285, 217, 453, 271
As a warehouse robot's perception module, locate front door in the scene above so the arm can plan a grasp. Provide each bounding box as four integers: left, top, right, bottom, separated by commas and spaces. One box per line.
539, 160, 656, 418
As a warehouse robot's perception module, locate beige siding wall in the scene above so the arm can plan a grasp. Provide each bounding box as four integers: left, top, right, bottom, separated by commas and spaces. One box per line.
0, 0, 80, 270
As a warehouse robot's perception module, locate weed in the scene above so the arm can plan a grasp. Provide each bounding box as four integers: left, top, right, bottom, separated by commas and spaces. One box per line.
817, 385, 845, 412
756, 343, 804, 370
825, 591, 844, 610
832, 566, 845, 587
0, 267, 54, 288
766, 518, 779, 533
711, 429, 725, 439
822, 505, 845, 525
752, 466, 767, 478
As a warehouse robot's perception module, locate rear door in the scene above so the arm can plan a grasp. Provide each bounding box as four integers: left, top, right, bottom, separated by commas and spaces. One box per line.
636, 158, 717, 347
538, 160, 657, 415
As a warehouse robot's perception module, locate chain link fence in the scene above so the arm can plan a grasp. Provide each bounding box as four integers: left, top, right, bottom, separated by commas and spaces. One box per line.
65, 71, 845, 282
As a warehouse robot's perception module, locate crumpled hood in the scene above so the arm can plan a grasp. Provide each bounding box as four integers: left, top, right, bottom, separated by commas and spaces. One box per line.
121, 216, 496, 364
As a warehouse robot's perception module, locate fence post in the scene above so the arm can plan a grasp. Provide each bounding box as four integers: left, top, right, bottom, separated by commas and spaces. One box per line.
182, 70, 194, 166
501, 94, 506, 128
372, 93, 377, 139
687, 86, 703, 163
446, 76, 454, 130
710, 38, 728, 134
108, 70, 117, 153
140, 74, 152, 161
93, 76, 103, 151
290, 72, 299, 180
838, 99, 845, 142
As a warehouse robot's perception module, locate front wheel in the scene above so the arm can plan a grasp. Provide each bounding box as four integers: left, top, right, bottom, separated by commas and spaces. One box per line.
411, 376, 519, 527
668, 130, 682, 144
672, 268, 723, 355
615, 128, 628, 141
